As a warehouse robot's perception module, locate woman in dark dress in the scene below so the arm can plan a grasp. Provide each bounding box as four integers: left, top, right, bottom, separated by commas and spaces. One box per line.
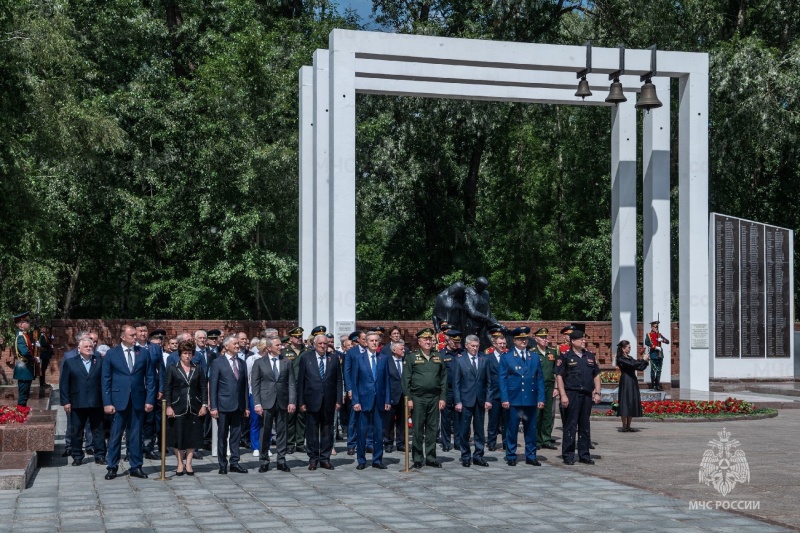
164, 340, 207, 475
615, 340, 649, 432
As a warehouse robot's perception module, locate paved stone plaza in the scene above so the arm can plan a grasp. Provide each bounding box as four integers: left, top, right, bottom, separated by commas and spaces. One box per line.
0, 404, 796, 532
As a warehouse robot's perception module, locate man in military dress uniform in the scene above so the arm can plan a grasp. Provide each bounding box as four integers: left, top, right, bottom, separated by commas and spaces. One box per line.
532, 328, 559, 450
13, 312, 36, 407
438, 329, 463, 452
555, 329, 601, 465
284, 326, 305, 454
644, 320, 670, 391
402, 328, 446, 468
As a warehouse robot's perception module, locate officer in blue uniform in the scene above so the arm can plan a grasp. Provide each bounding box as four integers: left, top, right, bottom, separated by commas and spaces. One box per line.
498, 326, 545, 466
438, 329, 463, 452
555, 329, 601, 465
13, 312, 35, 407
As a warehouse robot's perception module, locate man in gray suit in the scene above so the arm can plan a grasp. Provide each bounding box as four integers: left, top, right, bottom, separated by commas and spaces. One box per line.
252, 335, 296, 473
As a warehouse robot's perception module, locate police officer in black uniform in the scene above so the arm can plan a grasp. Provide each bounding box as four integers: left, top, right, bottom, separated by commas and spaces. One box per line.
438, 329, 463, 452
555, 329, 600, 465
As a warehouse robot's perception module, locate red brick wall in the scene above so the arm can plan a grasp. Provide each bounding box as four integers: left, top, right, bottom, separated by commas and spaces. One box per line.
0, 319, 681, 385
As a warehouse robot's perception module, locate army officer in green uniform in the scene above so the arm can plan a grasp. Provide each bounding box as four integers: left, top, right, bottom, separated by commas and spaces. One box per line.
532, 327, 559, 450
13, 312, 36, 407
402, 328, 447, 469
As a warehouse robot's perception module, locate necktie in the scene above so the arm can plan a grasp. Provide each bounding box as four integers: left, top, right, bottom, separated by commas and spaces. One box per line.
232, 358, 239, 380
318, 356, 325, 379
201, 349, 207, 365
126, 348, 134, 372
396, 359, 402, 376
371, 354, 376, 380
472, 356, 478, 373
520, 350, 526, 362
272, 358, 279, 380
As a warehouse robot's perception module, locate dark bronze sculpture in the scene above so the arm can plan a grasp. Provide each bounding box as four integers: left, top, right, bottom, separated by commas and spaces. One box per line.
432, 282, 466, 334
464, 276, 498, 348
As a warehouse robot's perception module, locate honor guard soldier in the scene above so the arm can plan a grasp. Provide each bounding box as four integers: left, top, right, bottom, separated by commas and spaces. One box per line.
207, 329, 222, 357
439, 329, 463, 452
532, 328, 559, 450
402, 328, 447, 468
644, 320, 670, 391
284, 326, 305, 454
12, 312, 36, 407
555, 329, 601, 465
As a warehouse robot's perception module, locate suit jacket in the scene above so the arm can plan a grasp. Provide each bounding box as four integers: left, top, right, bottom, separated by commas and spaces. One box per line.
297, 350, 343, 413
60, 347, 79, 372
343, 345, 365, 393
164, 362, 207, 416
101, 344, 157, 411
498, 349, 545, 407
251, 355, 296, 410
484, 349, 504, 401
386, 356, 405, 404
60, 355, 104, 409
209, 354, 248, 413
141, 342, 163, 394
453, 353, 491, 407
350, 351, 391, 412
161, 350, 181, 392
192, 347, 213, 379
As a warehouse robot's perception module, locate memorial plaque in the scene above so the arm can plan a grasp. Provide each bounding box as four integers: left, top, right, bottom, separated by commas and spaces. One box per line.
740, 221, 765, 358
713, 216, 739, 357
765, 227, 791, 357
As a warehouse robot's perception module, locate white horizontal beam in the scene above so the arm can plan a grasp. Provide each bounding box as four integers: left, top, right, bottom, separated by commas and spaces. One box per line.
331, 29, 706, 78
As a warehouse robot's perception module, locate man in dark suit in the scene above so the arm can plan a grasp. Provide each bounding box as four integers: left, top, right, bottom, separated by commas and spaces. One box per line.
60, 330, 92, 458
297, 334, 343, 470
209, 334, 250, 474
60, 337, 106, 465
498, 327, 545, 467
343, 331, 366, 455
101, 325, 156, 479
484, 329, 508, 451
134, 321, 163, 461
383, 339, 406, 453
351, 332, 391, 470
453, 335, 492, 467
192, 329, 214, 451
252, 335, 296, 473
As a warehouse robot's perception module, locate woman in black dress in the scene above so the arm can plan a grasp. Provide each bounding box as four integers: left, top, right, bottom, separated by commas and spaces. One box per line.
164, 340, 208, 475
615, 340, 649, 432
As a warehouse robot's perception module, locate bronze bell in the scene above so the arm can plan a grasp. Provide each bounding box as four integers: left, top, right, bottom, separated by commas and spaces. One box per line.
635, 79, 663, 112
575, 77, 592, 100
605, 78, 627, 105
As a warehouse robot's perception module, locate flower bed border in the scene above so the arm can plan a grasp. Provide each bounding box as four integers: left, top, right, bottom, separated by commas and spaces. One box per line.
591, 408, 778, 422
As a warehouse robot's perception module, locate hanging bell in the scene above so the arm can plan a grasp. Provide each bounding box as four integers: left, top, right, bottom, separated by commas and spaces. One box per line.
635, 79, 663, 112
605, 78, 627, 105
575, 76, 592, 100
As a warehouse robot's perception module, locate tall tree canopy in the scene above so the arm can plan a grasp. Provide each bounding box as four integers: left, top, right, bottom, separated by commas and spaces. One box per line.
1, 0, 797, 326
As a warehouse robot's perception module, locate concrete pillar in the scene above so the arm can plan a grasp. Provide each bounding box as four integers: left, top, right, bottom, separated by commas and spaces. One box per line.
643, 78, 672, 385
679, 63, 711, 391
298, 66, 314, 334
611, 101, 638, 346
313, 51, 331, 331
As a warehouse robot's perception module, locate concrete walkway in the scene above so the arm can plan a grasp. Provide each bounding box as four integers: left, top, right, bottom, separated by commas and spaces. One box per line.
0, 401, 795, 532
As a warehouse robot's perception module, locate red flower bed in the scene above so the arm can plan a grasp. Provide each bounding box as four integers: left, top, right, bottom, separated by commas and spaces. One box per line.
0, 405, 31, 424
603, 397, 757, 417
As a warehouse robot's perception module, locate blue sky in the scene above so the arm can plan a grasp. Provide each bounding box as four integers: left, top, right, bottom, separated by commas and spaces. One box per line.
339, 0, 377, 25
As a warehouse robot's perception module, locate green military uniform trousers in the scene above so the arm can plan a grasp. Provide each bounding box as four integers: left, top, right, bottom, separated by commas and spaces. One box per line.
410, 395, 439, 463
537, 381, 556, 447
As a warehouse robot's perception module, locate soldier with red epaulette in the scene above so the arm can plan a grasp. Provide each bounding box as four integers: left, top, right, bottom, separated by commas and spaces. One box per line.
12, 312, 36, 407
435, 322, 450, 352
644, 320, 670, 391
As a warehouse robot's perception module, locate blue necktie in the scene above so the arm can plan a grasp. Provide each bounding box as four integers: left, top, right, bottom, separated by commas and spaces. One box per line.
318, 356, 325, 379
371, 354, 376, 380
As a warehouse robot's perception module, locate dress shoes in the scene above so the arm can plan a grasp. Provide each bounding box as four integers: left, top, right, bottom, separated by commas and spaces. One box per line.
229, 464, 248, 474
276, 463, 290, 472
287, 446, 296, 455
61, 449, 71, 457
542, 444, 558, 450
320, 462, 334, 470
526, 459, 542, 466
218, 468, 227, 474
308, 463, 318, 471
579, 458, 596, 465
441, 445, 451, 452
473, 459, 489, 467
385, 444, 394, 453
175, 470, 185, 477
129, 467, 148, 479
588, 443, 596, 449
194, 450, 204, 458
461, 461, 471, 467
71, 459, 82, 466
144, 451, 160, 460
487, 445, 496, 452
105, 468, 118, 480
425, 461, 442, 468
356, 463, 367, 470
412, 461, 423, 469
396, 446, 405, 453
372, 463, 387, 470
258, 463, 270, 473
296, 445, 306, 453
506, 459, 517, 466
346, 448, 355, 455
563, 459, 575, 465
365, 447, 373, 453
95, 458, 107, 465
85, 448, 95, 456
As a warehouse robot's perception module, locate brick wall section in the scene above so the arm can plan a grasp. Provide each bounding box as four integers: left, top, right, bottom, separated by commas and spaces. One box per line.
0, 319, 682, 385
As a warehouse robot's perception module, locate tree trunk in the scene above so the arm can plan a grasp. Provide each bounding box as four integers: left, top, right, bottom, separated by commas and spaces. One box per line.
61, 259, 81, 319
464, 137, 485, 225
